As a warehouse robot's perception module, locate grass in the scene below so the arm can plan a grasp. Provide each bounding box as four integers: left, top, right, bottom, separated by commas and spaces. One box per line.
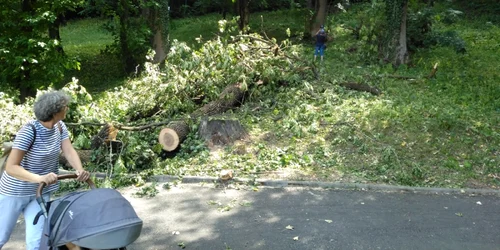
59, 18, 125, 94
169, 8, 306, 48
58, 5, 499, 189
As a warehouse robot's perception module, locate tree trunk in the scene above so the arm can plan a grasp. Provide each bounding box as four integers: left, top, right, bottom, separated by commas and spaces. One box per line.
48, 14, 64, 54
340, 82, 381, 95
237, 0, 250, 31
191, 83, 246, 118
118, 0, 135, 73
143, 1, 169, 64
91, 123, 119, 149
309, 0, 327, 37
393, 0, 409, 67
381, 0, 409, 68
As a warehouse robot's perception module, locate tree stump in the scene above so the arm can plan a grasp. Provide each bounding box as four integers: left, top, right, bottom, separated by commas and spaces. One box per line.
158, 121, 190, 151
198, 119, 248, 147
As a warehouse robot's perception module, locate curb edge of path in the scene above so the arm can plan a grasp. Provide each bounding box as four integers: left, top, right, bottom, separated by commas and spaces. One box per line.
60, 170, 500, 196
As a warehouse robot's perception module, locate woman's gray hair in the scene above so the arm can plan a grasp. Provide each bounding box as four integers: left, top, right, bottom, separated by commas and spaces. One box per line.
34, 91, 71, 122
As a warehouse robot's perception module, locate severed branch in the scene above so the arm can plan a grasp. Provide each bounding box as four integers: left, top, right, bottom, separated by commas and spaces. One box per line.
284, 54, 319, 80
386, 75, 418, 80
235, 35, 275, 46
427, 62, 439, 79
378, 62, 439, 81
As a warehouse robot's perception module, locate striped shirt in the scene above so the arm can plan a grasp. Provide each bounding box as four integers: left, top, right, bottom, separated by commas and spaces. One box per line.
0, 120, 69, 196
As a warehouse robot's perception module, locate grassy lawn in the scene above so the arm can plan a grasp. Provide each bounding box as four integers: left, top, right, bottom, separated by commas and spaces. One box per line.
59, 18, 125, 94
57, 5, 499, 189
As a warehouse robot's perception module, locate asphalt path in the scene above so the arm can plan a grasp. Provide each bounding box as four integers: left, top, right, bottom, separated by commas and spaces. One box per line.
4, 184, 500, 250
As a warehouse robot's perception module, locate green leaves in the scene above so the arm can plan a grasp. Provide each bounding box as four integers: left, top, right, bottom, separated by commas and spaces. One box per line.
0, 1, 82, 96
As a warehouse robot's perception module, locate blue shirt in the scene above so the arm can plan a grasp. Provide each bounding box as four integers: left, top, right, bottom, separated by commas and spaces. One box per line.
0, 120, 69, 196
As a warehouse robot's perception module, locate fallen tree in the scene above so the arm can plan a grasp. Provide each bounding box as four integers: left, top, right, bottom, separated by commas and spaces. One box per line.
339, 82, 381, 96
65, 33, 315, 154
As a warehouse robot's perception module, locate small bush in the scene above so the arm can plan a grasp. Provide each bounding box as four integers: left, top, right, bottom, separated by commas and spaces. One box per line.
425, 30, 467, 53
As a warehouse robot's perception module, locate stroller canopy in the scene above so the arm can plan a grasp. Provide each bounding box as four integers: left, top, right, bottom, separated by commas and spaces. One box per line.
45, 188, 142, 248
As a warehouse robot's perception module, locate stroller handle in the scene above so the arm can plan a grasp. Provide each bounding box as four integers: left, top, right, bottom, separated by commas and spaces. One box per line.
36, 174, 96, 198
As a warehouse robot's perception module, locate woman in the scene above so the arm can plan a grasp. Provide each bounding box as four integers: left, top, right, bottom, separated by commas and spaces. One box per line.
0, 91, 90, 250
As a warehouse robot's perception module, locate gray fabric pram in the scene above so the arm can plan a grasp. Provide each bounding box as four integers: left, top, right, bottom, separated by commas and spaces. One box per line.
35, 175, 143, 250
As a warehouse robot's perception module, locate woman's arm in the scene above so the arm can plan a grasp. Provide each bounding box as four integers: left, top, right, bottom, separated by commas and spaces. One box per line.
5, 149, 57, 184
61, 139, 90, 181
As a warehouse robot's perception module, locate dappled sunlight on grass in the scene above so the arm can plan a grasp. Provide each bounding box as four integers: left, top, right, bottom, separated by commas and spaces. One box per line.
61, 18, 113, 56
59, 18, 126, 93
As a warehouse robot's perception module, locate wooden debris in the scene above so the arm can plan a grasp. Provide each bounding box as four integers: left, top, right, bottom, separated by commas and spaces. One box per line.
339, 82, 381, 96
158, 121, 190, 151
219, 169, 233, 181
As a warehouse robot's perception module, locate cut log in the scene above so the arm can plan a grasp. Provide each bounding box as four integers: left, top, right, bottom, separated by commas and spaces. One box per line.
198, 119, 248, 147
158, 121, 190, 151
191, 83, 246, 118
340, 82, 381, 96
59, 150, 92, 169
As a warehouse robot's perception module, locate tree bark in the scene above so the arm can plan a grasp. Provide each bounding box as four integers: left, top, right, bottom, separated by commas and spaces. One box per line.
393, 0, 409, 67
340, 82, 381, 96
309, 0, 327, 37
191, 83, 246, 118
199, 119, 248, 147
381, 0, 409, 68
48, 14, 64, 54
237, 0, 250, 31
118, 0, 135, 73
143, 1, 169, 64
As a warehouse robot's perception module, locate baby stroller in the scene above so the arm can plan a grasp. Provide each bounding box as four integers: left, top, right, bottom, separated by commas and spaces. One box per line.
35, 174, 143, 250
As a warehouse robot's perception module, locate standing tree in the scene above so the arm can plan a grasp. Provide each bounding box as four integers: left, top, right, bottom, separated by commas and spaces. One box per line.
236, 0, 251, 31
0, 0, 81, 102
306, 0, 327, 37
381, 0, 409, 67
143, 0, 170, 63
95, 0, 171, 72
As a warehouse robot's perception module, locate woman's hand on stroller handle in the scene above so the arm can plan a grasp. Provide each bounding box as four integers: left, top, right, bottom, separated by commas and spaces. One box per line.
39, 173, 58, 185
37, 174, 97, 198
75, 170, 90, 182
